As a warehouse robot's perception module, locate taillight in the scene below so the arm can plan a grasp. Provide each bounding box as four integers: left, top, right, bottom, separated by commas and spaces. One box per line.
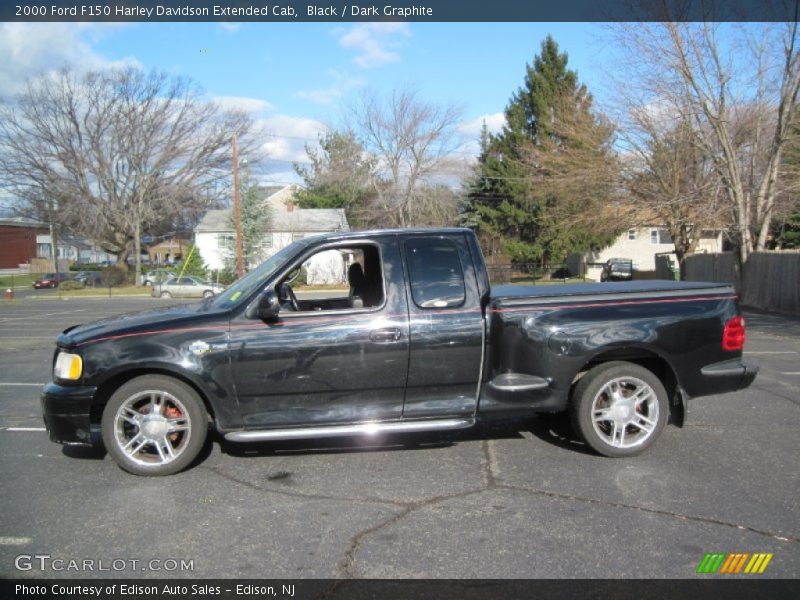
723, 316, 745, 351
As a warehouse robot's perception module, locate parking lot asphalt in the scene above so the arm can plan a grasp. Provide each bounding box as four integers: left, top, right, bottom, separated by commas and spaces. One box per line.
0, 297, 797, 579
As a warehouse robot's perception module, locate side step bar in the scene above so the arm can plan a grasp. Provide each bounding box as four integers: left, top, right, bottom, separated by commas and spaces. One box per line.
488, 373, 549, 392
224, 417, 475, 443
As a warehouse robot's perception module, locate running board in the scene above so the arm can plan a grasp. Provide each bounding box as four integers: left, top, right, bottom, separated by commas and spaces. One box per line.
224, 417, 475, 442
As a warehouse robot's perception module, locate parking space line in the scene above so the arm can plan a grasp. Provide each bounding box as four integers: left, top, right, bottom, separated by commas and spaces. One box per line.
780, 372, 800, 375
0, 383, 45, 386
5, 427, 46, 432
0, 309, 86, 323
0, 537, 32, 545
747, 351, 798, 354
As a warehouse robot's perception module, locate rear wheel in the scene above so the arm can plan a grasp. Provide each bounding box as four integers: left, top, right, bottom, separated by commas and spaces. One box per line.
101, 375, 208, 476
160, 291, 171, 298
203, 290, 214, 298
571, 361, 668, 457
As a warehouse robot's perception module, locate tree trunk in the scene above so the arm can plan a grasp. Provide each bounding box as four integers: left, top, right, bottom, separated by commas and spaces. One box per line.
134, 219, 142, 286
49, 220, 58, 274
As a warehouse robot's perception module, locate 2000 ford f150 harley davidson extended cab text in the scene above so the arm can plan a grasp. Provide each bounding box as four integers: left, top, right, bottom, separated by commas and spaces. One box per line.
42, 228, 757, 475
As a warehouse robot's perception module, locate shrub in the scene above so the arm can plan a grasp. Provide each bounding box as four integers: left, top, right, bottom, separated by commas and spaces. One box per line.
101, 266, 127, 287
59, 280, 84, 291
213, 270, 238, 286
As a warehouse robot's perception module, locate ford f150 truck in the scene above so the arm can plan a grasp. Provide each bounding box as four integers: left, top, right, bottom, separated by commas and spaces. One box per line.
42, 228, 757, 475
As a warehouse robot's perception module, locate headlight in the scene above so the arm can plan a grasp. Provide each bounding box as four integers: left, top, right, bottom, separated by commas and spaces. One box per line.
54, 352, 83, 381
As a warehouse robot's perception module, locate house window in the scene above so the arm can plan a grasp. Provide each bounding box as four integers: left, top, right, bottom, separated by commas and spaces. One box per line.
218, 234, 234, 249
37, 243, 51, 258
650, 229, 673, 245
627, 229, 637, 240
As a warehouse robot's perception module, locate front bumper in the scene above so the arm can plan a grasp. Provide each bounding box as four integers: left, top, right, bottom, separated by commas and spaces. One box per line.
41, 382, 98, 445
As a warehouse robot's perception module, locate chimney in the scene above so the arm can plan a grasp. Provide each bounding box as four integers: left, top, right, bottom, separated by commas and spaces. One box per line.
286, 201, 294, 212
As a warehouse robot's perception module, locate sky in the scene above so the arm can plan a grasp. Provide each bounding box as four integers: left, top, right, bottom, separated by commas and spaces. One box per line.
0, 21, 615, 187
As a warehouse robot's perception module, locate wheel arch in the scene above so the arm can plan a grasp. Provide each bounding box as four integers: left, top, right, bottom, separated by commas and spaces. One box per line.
571, 345, 685, 426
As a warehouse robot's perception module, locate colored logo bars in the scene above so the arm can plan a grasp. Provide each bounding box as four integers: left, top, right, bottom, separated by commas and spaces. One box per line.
696, 552, 773, 574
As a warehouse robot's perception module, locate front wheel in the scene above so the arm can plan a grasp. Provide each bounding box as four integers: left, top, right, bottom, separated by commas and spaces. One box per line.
160, 291, 171, 298
101, 375, 208, 475
202, 290, 214, 298
570, 361, 668, 457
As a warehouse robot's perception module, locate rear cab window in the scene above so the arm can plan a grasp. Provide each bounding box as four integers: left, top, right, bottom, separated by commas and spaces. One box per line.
404, 237, 466, 308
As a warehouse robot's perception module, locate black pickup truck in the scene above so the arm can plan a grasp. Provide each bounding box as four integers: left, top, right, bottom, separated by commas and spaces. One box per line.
42, 228, 757, 475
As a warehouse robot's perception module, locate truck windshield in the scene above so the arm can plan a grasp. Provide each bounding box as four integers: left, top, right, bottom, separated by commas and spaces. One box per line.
208, 239, 310, 309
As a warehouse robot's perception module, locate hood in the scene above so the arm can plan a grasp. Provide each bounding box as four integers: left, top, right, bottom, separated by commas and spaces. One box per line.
56, 301, 228, 348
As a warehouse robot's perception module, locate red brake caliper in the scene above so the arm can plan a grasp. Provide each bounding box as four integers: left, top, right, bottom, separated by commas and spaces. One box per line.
164, 405, 182, 442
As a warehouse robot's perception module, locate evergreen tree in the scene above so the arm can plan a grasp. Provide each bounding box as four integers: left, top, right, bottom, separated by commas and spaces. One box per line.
180, 244, 207, 278
464, 35, 619, 264
294, 131, 377, 227
225, 179, 272, 270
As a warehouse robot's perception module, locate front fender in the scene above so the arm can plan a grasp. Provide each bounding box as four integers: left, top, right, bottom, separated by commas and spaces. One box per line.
81, 333, 239, 429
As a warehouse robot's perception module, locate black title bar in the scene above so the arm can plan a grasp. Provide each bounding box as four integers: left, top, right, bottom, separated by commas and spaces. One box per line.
2, 579, 800, 600
4, 0, 799, 22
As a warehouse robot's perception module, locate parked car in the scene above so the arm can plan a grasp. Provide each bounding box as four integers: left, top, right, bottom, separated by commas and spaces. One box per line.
143, 269, 176, 286
42, 228, 757, 476
151, 276, 224, 299
32, 273, 72, 289
600, 258, 633, 282
72, 271, 104, 287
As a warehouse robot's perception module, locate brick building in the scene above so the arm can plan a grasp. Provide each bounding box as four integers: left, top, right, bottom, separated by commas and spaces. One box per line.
0, 219, 48, 269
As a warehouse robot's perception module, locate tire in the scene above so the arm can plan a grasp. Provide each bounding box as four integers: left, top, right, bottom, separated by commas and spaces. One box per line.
570, 361, 668, 458
101, 375, 208, 476
202, 290, 214, 298
160, 291, 171, 298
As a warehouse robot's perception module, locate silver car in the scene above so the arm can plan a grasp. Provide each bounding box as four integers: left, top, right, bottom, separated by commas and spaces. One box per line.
152, 276, 224, 299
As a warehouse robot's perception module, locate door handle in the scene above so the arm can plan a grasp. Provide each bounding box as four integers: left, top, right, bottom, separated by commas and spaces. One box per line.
369, 328, 402, 343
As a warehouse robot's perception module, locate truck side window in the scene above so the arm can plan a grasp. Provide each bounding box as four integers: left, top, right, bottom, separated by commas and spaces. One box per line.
405, 238, 466, 309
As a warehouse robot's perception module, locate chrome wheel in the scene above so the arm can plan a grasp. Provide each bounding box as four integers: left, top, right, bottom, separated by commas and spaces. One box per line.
113, 390, 191, 467
590, 376, 659, 449
571, 361, 668, 457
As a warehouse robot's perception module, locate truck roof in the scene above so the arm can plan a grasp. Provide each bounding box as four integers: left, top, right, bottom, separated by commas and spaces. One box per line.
301, 227, 474, 243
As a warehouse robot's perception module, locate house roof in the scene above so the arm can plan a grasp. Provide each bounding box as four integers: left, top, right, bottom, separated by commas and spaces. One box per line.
271, 208, 349, 232
0, 218, 47, 229
195, 185, 350, 234
604, 200, 732, 229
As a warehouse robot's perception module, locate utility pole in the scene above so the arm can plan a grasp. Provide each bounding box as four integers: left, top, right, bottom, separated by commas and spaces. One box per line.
232, 134, 244, 278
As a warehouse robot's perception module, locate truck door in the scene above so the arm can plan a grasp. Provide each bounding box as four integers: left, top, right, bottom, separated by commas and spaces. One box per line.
400, 234, 485, 418
228, 237, 410, 427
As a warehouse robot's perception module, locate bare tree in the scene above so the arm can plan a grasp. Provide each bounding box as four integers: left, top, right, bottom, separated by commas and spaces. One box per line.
0, 66, 260, 282
346, 89, 463, 228
621, 103, 725, 274
608, 19, 800, 268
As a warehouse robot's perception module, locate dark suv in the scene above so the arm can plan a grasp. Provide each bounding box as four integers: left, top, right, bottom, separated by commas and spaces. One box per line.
600, 258, 633, 282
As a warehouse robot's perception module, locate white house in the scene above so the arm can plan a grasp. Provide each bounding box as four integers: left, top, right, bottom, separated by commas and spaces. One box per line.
35, 233, 117, 264
571, 226, 725, 281
195, 184, 350, 283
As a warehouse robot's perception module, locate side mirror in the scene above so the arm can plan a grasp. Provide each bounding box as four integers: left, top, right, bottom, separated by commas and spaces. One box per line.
246, 289, 280, 320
